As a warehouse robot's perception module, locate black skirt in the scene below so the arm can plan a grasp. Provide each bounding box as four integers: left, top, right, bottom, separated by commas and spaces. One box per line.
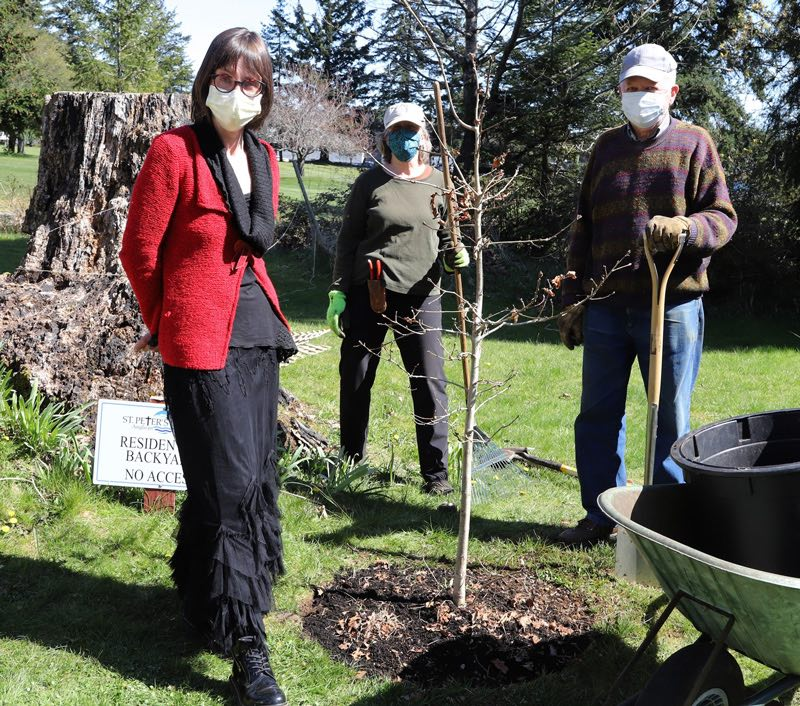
163, 347, 284, 656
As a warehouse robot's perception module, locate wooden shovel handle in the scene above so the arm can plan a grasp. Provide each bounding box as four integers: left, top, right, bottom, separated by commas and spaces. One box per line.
642, 229, 687, 485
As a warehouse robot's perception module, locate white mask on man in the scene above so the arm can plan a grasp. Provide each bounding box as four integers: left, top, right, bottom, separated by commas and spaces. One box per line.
621, 91, 668, 130
205, 85, 262, 132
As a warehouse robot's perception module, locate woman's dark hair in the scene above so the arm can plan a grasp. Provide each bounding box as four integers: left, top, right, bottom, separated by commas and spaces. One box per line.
191, 28, 274, 130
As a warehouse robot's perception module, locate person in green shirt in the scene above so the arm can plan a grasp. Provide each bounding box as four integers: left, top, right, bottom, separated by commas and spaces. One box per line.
326, 102, 469, 495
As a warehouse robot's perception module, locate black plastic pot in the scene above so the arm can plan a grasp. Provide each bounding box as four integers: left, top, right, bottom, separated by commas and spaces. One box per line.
670, 409, 800, 576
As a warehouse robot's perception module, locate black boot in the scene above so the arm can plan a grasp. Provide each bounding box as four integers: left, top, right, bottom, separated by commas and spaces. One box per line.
230, 636, 287, 706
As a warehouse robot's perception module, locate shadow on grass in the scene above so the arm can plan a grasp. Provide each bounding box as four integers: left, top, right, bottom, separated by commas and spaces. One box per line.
310, 492, 568, 549
345, 630, 664, 706
0, 233, 27, 274
0, 555, 228, 699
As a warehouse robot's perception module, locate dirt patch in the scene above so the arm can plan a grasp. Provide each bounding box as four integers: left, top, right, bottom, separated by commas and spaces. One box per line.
303, 562, 596, 687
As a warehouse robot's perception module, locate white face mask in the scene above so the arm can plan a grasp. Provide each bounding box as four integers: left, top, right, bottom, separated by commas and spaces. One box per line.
621, 91, 668, 130
205, 85, 262, 132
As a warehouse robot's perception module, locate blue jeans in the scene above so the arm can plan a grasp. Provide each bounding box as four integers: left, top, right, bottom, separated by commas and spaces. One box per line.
575, 299, 704, 525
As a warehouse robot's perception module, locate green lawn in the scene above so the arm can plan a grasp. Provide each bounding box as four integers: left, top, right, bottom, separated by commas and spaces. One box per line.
277, 161, 360, 201
0, 148, 353, 212
0, 150, 356, 275
2, 245, 799, 705
2, 149, 800, 705
0, 146, 40, 212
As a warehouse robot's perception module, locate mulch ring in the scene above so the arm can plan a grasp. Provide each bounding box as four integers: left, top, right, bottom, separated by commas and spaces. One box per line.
303, 561, 596, 687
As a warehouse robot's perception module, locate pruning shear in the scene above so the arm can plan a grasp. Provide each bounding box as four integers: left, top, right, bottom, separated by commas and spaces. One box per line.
367, 258, 383, 281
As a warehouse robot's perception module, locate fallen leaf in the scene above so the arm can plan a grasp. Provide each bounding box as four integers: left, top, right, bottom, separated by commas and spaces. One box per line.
491, 658, 509, 674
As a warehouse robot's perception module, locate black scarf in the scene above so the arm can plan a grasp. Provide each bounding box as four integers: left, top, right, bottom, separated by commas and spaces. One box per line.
192, 120, 275, 257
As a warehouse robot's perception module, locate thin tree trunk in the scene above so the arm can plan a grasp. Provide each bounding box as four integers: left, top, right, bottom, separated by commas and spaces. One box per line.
292, 158, 323, 277
453, 119, 485, 607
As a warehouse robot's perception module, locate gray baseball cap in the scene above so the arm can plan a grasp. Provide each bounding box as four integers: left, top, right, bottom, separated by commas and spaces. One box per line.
383, 102, 426, 130
619, 43, 677, 84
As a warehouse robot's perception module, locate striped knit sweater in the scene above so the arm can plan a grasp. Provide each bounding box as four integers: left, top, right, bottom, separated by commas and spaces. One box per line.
562, 118, 737, 307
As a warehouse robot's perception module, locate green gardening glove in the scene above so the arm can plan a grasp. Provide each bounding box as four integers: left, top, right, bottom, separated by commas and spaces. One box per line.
443, 243, 470, 272
326, 290, 346, 338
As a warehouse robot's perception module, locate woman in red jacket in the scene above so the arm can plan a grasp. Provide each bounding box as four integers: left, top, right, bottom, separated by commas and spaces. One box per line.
120, 28, 293, 706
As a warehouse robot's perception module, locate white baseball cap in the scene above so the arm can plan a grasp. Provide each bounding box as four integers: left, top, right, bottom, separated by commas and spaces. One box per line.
619, 44, 677, 85
383, 102, 426, 130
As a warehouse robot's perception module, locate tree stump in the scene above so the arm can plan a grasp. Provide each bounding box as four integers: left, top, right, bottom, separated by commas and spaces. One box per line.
21, 92, 191, 277
0, 92, 328, 451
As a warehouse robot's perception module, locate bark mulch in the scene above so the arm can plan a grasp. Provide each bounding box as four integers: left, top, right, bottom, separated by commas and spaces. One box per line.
303, 561, 596, 687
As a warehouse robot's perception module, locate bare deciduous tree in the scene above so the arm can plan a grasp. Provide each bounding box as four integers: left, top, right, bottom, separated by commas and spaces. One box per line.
262, 64, 371, 175
262, 64, 372, 273
398, 0, 629, 607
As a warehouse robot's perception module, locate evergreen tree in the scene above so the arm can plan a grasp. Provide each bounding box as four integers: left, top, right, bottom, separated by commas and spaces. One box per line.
281, 0, 373, 99
480, 0, 764, 244
262, 0, 290, 86
372, 0, 436, 105
0, 0, 71, 152
399, 0, 527, 171
768, 0, 800, 211
46, 0, 192, 92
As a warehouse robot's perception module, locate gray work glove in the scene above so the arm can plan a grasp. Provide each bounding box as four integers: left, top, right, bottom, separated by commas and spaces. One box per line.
646, 215, 691, 252
558, 304, 585, 350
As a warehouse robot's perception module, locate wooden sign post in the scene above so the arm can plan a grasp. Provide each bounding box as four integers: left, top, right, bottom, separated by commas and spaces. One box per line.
144, 396, 176, 513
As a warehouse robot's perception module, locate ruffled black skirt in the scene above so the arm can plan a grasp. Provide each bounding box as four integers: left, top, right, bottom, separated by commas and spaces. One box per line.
163, 347, 284, 656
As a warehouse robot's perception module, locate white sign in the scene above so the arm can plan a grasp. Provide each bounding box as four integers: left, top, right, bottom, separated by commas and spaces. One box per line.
93, 399, 186, 491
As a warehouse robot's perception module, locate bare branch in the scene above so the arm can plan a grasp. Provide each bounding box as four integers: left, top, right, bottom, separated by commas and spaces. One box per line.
261, 64, 372, 168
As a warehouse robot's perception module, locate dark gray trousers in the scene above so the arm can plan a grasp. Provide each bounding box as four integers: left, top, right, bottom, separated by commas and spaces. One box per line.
339, 285, 449, 482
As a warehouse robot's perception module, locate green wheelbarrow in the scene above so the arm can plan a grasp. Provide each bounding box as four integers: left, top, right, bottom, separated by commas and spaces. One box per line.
599, 483, 800, 706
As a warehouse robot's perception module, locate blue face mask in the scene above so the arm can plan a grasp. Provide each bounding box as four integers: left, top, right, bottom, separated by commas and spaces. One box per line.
386, 128, 421, 162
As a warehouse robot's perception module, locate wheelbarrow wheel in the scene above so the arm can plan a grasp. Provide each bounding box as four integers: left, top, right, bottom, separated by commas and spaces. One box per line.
635, 642, 745, 706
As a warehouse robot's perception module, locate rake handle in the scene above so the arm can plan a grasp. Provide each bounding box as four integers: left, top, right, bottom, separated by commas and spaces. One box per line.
503, 447, 578, 478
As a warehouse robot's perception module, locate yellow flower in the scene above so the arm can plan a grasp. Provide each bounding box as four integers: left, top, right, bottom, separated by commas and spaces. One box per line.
1, 526, 10, 534
8, 517, 17, 525
6, 509, 15, 518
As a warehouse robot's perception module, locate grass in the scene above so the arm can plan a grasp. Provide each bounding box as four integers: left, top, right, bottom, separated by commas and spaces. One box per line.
0, 148, 350, 213
277, 161, 361, 202
2, 152, 800, 704
2, 244, 799, 704
0, 232, 27, 273
0, 145, 40, 212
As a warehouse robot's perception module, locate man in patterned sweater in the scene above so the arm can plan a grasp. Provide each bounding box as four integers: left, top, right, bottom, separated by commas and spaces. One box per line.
557, 43, 737, 544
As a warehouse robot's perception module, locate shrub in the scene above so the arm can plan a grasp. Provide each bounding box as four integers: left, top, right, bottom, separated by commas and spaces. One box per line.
274, 188, 349, 253
0, 370, 91, 484
278, 444, 384, 501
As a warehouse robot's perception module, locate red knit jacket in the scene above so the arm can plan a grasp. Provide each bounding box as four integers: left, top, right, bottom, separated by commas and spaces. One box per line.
120, 125, 289, 370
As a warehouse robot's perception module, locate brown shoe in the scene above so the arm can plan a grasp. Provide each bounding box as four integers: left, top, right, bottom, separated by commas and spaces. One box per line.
558, 517, 616, 545
422, 479, 455, 496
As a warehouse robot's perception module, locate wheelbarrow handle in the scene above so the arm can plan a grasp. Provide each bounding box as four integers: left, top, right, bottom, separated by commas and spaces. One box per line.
643, 229, 687, 486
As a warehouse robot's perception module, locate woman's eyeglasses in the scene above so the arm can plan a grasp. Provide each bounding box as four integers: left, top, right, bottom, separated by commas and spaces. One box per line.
210, 74, 265, 98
